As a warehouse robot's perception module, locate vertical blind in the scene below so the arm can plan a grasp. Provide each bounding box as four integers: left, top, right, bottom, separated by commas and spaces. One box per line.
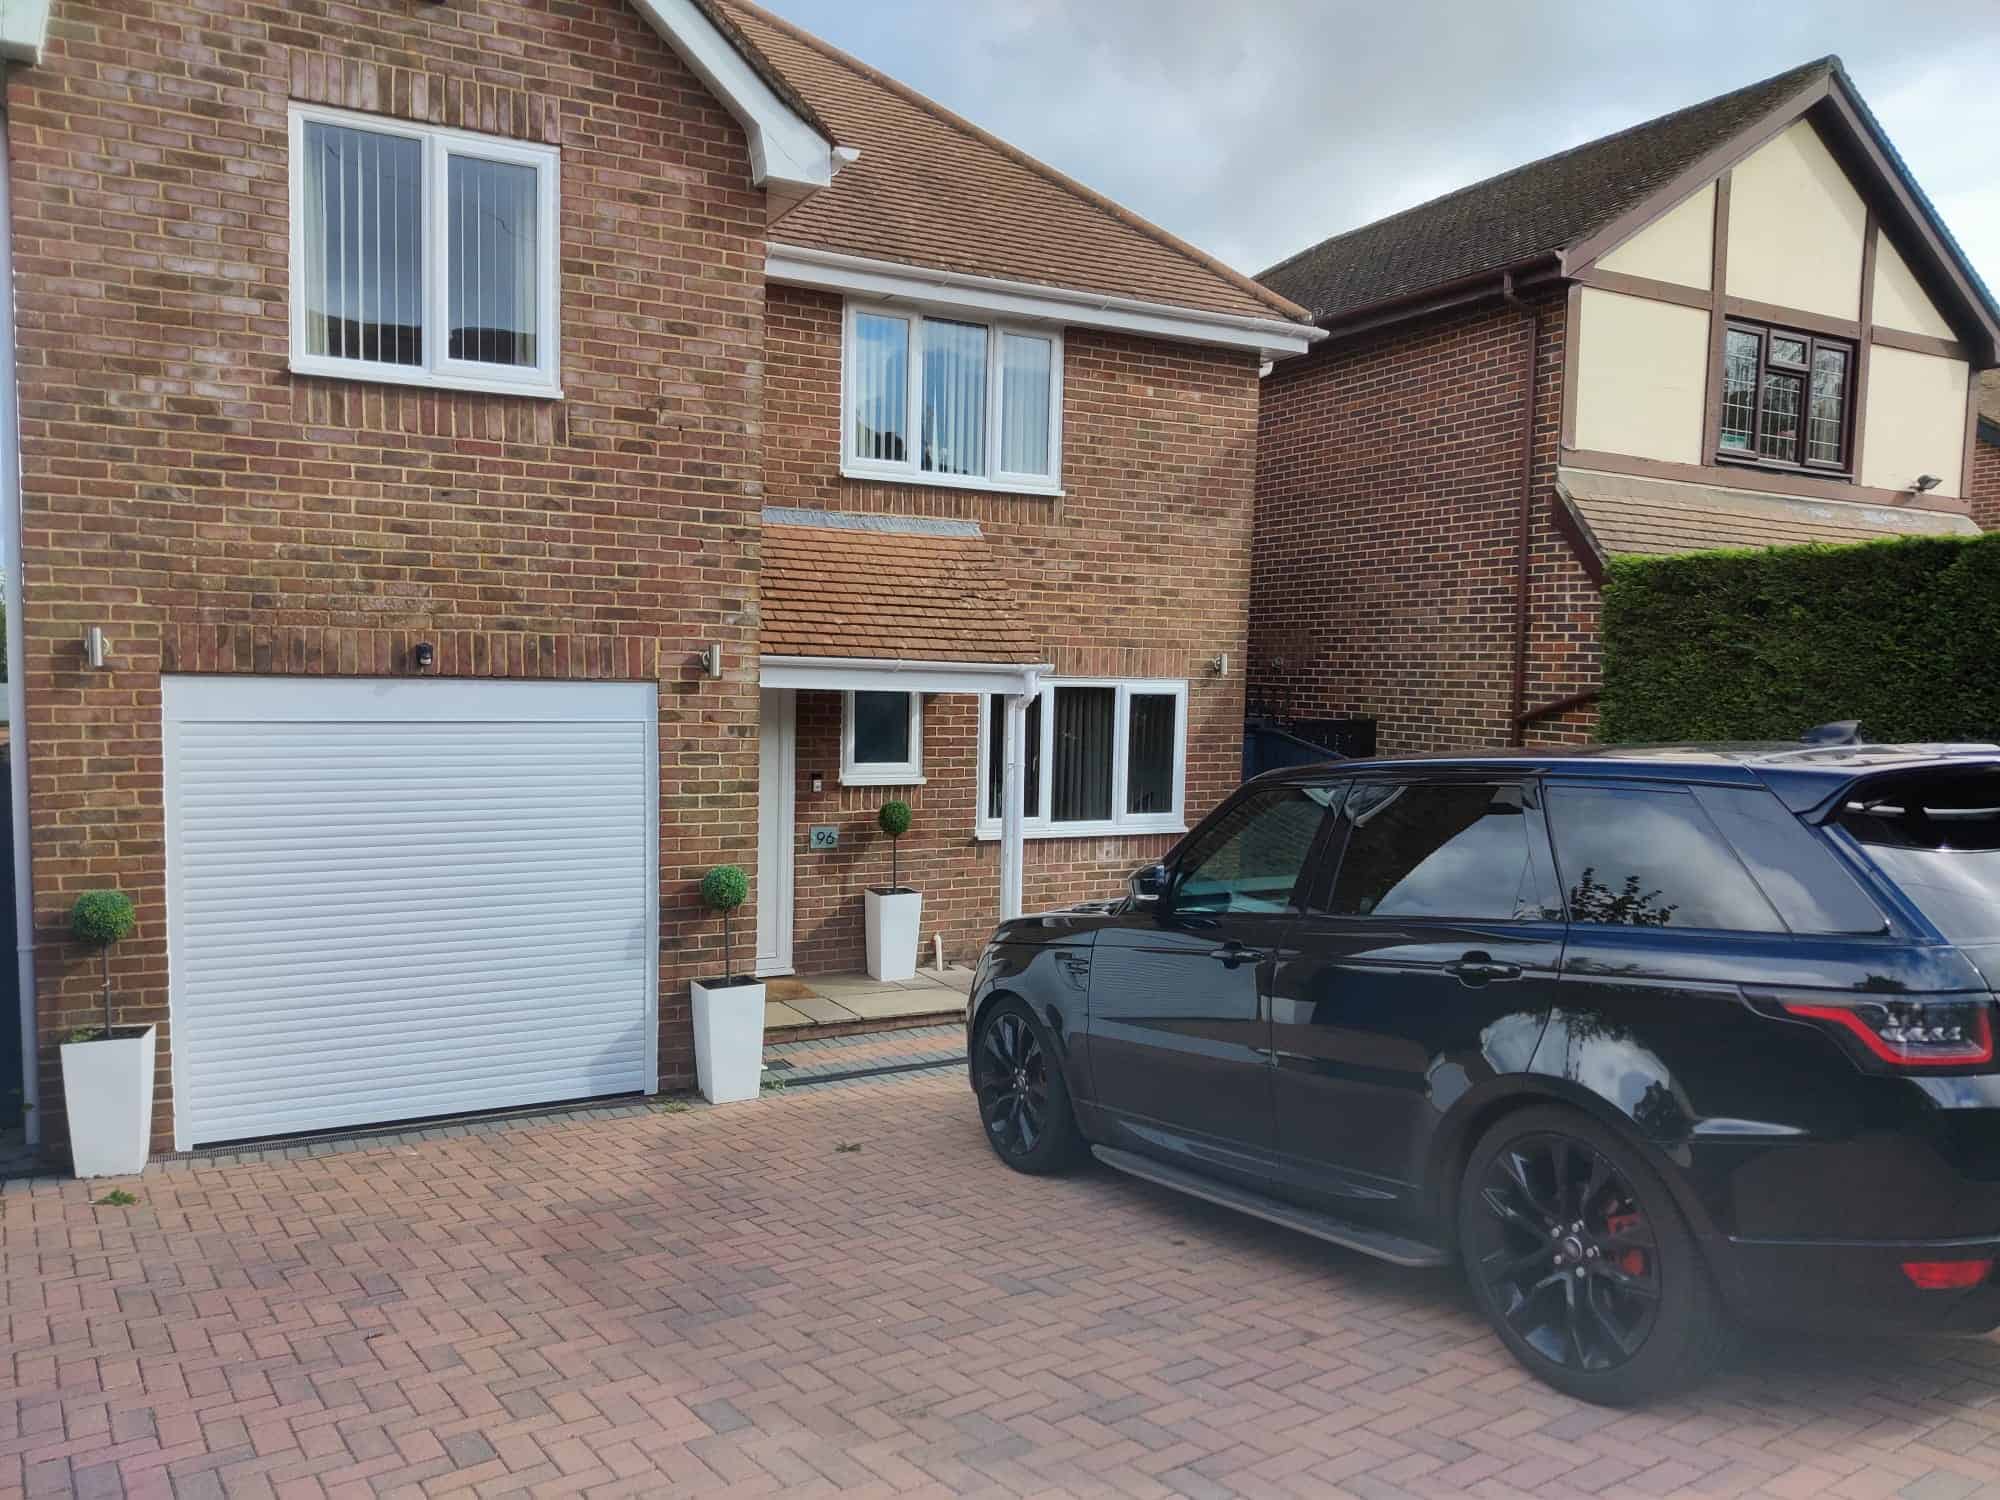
851, 313, 909, 462
1052, 687, 1115, 823
922, 319, 989, 476
985, 694, 1043, 821
1000, 333, 1053, 475
1126, 694, 1177, 815
302, 121, 424, 366
448, 155, 539, 368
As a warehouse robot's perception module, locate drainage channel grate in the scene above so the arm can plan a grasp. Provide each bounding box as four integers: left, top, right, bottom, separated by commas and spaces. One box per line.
767, 1053, 967, 1088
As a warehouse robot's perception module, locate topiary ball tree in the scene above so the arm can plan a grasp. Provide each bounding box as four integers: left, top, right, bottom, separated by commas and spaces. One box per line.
699, 865, 750, 983
70, 890, 136, 1039
878, 800, 913, 890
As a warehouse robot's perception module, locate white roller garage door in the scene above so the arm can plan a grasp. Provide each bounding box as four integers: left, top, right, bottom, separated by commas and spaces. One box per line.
164, 677, 658, 1150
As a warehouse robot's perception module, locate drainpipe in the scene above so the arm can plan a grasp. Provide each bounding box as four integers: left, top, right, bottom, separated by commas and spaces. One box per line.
1500, 273, 1540, 749
0, 97, 36, 1145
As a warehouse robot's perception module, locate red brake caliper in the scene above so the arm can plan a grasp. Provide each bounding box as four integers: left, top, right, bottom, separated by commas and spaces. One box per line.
1604, 1209, 1647, 1277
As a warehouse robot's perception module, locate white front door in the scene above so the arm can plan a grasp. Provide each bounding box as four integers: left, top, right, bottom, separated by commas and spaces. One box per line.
756, 688, 796, 977
163, 676, 660, 1150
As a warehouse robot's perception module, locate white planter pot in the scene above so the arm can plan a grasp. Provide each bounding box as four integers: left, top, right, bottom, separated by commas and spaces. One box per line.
60, 1024, 156, 1178
691, 979, 766, 1104
865, 888, 923, 982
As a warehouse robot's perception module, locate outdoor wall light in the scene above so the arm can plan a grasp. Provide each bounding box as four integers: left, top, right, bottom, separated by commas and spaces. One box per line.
702, 644, 724, 679
1210, 652, 1230, 677
412, 641, 435, 671
1913, 474, 1942, 493
83, 626, 110, 669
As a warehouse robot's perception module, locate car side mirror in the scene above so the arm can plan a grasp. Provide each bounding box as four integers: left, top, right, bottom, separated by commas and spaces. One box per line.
1128, 862, 1173, 906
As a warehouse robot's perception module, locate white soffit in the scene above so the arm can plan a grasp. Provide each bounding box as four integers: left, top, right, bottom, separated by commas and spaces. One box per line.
767, 242, 1323, 360
627, 0, 834, 212
0, 0, 51, 64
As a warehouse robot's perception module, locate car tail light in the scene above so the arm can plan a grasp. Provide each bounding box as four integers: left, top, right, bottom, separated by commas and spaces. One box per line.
1901, 1259, 1992, 1290
1777, 996, 1995, 1070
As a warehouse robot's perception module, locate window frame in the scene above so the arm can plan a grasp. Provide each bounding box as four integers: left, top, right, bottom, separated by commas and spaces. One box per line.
1715, 318, 1854, 475
839, 690, 925, 787
287, 102, 562, 400
840, 299, 1064, 497
975, 677, 1187, 840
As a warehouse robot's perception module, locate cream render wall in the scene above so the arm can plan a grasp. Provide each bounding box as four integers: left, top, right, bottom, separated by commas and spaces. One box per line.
1598, 182, 1714, 290
1861, 344, 1970, 496
1572, 288, 1710, 464
1726, 121, 1867, 320
1873, 232, 1957, 340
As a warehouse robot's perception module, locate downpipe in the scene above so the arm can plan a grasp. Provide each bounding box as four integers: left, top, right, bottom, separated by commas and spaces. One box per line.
1500, 273, 1540, 748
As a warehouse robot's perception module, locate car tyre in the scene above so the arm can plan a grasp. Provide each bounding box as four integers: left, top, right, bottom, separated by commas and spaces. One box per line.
971, 997, 1084, 1175
1458, 1105, 1732, 1405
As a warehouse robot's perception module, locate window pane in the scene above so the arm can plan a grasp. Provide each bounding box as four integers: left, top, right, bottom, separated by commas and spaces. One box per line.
1127, 693, 1176, 815
301, 121, 423, 365
1807, 345, 1847, 465
1841, 774, 2000, 944
1546, 786, 1783, 931
851, 313, 908, 463
1051, 686, 1113, 822
1176, 785, 1335, 915
921, 319, 988, 477
1694, 785, 1883, 935
851, 691, 911, 765
1326, 783, 1536, 920
1757, 371, 1802, 462
1719, 329, 1759, 450
447, 154, 539, 368
985, 694, 1042, 821
999, 332, 1053, 475
1770, 334, 1808, 365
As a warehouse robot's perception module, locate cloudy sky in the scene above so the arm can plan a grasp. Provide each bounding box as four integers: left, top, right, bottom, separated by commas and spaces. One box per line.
756, 0, 2000, 292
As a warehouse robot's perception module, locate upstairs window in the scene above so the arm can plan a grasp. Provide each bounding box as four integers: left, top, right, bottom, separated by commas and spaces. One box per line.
1717, 321, 1852, 472
290, 105, 560, 398
844, 304, 1062, 494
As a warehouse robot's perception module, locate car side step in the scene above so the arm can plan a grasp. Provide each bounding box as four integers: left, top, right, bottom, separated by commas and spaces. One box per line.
1090, 1145, 1452, 1268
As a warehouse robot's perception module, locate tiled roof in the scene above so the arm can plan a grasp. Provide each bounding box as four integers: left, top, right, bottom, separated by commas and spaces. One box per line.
1558, 468, 1978, 563
760, 510, 1040, 663
712, 0, 1306, 325
1260, 58, 1835, 324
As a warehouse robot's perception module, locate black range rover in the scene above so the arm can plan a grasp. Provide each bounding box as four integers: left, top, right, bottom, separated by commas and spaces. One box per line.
965, 741, 2000, 1403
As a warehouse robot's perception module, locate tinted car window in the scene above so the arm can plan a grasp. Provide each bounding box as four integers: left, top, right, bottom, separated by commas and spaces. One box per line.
1839, 772, 2000, 943
1693, 784, 1885, 935
1175, 783, 1338, 914
1323, 782, 1538, 921
1546, 784, 1783, 932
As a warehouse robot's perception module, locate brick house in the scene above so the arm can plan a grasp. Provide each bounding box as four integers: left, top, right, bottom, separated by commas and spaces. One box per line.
1250, 58, 2000, 755
0, 0, 1316, 1155
1976, 372, 2000, 531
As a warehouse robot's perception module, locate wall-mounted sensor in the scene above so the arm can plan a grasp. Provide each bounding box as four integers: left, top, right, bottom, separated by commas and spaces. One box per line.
810, 771, 824, 795
413, 641, 436, 671
83, 627, 110, 669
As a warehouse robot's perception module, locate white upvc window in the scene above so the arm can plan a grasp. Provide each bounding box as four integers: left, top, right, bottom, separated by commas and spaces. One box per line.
841, 690, 925, 786
842, 301, 1063, 496
288, 103, 561, 398
976, 679, 1187, 840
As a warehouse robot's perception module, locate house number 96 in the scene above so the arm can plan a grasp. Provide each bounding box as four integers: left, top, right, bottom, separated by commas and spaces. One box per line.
809, 825, 840, 850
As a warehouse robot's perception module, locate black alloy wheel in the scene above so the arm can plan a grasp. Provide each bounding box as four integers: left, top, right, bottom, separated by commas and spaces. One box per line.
972, 1000, 1081, 1174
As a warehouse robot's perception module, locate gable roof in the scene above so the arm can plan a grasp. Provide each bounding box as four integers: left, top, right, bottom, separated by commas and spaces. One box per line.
713, 0, 1307, 325
1261, 57, 2000, 362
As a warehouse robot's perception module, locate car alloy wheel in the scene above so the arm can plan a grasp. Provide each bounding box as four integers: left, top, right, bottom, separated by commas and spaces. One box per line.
974, 1009, 1050, 1159
1469, 1131, 1662, 1372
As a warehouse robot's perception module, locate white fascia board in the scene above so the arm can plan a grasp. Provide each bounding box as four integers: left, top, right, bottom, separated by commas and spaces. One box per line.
767, 243, 1323, 361
761, 655, 1048, 697
0, 0, 51, 63
627, 0, 833, 200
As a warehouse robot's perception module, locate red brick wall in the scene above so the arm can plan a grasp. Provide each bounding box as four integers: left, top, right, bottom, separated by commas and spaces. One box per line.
9, 0, 768, 1146
764, 287, 1258, 966
1250, 292, 1591, 754
1973, 432, 2000, 533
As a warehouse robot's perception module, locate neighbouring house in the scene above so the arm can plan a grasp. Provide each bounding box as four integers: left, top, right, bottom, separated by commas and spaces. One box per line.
1250, 57, 2000, 755
1975, 371, 2000, 530
0, 0, 1317, 1156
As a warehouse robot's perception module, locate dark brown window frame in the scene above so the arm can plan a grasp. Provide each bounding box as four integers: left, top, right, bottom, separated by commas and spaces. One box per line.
1715, 318, 1856, 476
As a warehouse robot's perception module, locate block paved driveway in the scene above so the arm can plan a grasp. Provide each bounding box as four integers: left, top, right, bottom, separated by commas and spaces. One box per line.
10, 1067, 2000, 1499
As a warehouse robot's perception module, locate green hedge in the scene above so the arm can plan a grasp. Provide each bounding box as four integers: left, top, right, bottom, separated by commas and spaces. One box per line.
1598, 532, 2000, 743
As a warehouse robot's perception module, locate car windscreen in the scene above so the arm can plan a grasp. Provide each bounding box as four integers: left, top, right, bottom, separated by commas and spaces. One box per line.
1839, 771, 2000, 944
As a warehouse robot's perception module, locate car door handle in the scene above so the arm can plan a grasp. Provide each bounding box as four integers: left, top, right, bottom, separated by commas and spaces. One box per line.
1443, 951, 1523, 985
1208, 942, 1267, 967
